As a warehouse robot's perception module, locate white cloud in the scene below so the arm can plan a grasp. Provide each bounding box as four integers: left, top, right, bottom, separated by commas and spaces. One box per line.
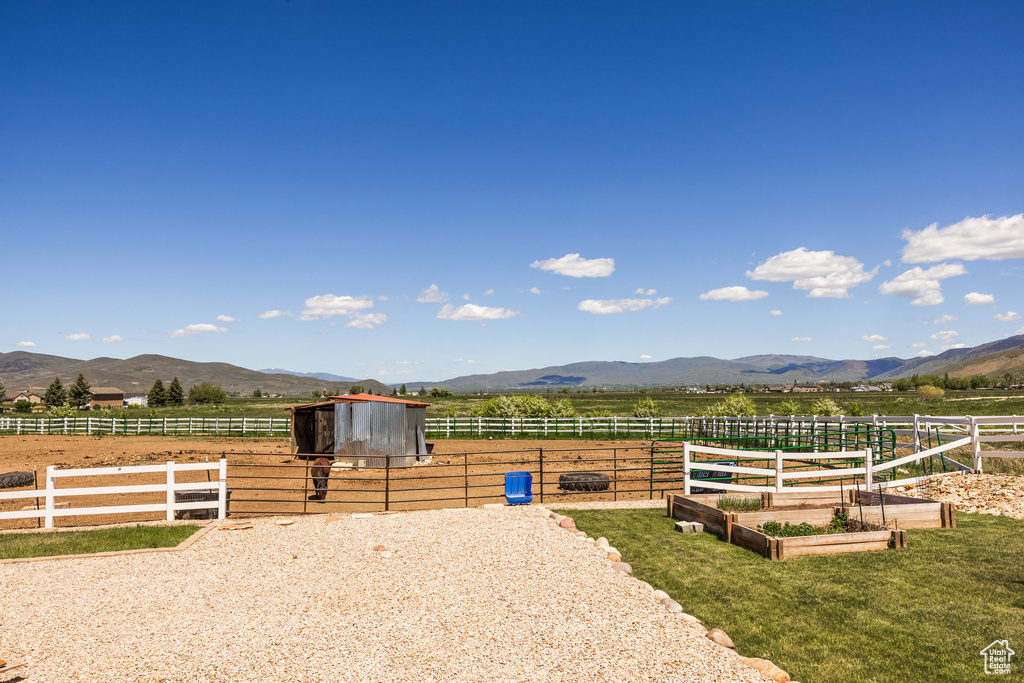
790, 337, 813, 342
170, 323, 228, 338
484, 289, 494, 296
530, 253, 615, 278
65, 333, 90, 341
882, 259, 893, 267
16, 341, 36, 348
453, 358, 482, 364
995, 311, 1021, 322
578, 297, 672, 314
258, 310, 288, 319
964, 292, 995, 307
635, 288, 657, 296
911, 342, 928, 348
768, 310, 784, 316
300, 295, 375, 321
877, 262, 967, 305
462, 294, 471, 300
699, 286, 768, 302
528, 287, 541, 294
931, 314, 958, 324
942, 343, 968, 350
417, 284, 449, 303
873, 344, 891, 350
102, 335, 123, 344
931, 330, 959, 342
901, 214, 1024, 263
437, 304, 521, 321
640, 354, 652, 359
345, 313, 387, 330
915, 349, 936, 357
216, 315, 237, 322
746, 248, 878, 297
1012, 327, 1024, 337
861, 334, 888, 342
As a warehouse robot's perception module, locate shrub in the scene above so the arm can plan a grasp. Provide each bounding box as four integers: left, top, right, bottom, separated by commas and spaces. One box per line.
776, 399, 799, 416
549, 399, 577, 418
846, 402, 864, 417
809, 397, 843, 416
49, 404, 80, 418
14, 400, 32, 413
918, 385, 945, 400
429, 387, 453, 398
472, 393, 576, 419
443, 405, 457, 419
188, 382, 227, 404
699, 392, 757, 417
632, 396, 662, 418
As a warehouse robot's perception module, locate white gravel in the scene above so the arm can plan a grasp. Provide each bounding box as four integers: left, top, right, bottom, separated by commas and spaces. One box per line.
0, 506, 769, 682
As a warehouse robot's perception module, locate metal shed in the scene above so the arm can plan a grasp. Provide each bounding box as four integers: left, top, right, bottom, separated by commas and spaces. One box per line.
290, 394, 431, 468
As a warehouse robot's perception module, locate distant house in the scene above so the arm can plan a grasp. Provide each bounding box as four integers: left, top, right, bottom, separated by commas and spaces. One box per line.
124, 393, 148, 407
89, 387, 125, 409
766, 386, 789, 393
791, 385, 823, 393
12, 391, 44, 404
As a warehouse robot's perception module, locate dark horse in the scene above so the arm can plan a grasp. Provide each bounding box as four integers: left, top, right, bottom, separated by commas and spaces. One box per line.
308, 457, 331, 501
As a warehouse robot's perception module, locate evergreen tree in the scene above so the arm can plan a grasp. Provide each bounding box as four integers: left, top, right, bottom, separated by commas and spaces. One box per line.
68, 373, 92, 409
167, 377, 185, 405
0, 380, 5, 401
252, 387, 262, 398
45, 376, 68, 407
399, 384, 407, 395
148, 378, 167, 407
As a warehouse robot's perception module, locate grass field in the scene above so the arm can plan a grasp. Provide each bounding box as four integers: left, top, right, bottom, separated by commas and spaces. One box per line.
0, 524, 201, 559
32, 389, 1024, 421
556, 508, 1023, 683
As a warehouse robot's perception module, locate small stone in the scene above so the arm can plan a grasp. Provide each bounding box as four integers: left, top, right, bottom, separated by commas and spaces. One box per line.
373, 545, 388, 552
325, 516, 344, 523
606, 548, 621, 562
678, 612, 702, 625
559, 517, 576, 530
549, 512, 560, 520
706, 628, 735, 649
574, 530, 587, 537
663, 599, 683, 613
742, 657, 791, 683
653, 590, 669, 602
611, 562, 632, 574
596, 537, 609, 548
637, 581, 653, 592
274, 519, 296, 526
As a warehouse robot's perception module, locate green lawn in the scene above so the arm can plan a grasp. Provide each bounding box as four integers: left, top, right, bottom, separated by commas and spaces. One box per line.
0, 524, 201, 560
556, 508, 1024, 683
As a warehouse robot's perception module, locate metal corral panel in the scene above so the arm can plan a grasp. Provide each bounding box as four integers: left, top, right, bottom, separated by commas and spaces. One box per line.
406, 407, 427, 456
336, 400, 415, 467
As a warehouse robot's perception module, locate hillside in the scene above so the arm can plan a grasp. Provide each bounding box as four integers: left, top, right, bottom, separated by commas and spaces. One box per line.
0, 352, 389, 396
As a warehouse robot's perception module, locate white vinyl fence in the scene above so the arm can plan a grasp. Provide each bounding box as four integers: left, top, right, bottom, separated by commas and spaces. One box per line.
0, 460, 227, 528
681, 436, 974, 496
0, 416, 289, 437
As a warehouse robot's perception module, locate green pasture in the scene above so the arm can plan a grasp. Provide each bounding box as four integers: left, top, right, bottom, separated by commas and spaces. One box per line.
557, 508, 1023, 683
0, 524, 201, 560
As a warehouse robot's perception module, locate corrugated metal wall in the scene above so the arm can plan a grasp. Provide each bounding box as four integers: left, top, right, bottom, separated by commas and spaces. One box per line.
335, 401, 419, 467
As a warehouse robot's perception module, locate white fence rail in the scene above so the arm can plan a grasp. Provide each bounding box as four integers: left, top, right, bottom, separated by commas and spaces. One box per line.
0, 460, 227, 528
0, 416, 289, 437
680, 435, 976, 496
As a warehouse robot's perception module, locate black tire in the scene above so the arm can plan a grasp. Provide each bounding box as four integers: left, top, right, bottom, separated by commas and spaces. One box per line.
558, 471, 610, 492
0, 471, 34, 489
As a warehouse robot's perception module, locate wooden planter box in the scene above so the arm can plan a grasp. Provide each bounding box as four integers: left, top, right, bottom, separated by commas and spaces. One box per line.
667, 490, 955, 560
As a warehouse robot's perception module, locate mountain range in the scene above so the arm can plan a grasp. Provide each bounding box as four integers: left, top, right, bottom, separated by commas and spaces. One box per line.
2, 334, 1023, 396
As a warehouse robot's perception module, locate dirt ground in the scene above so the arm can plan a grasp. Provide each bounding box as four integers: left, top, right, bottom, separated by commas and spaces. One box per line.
0, 436, 668, 530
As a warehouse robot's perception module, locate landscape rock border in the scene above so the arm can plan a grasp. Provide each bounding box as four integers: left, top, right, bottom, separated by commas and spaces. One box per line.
535, 503, 799, 683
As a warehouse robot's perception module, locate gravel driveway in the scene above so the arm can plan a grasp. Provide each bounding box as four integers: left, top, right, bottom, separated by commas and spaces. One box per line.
0, 506, 769, 682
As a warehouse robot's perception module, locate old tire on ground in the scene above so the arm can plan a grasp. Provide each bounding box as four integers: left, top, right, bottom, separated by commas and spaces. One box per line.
558, 472, 610, 492
0, 471, 34, 489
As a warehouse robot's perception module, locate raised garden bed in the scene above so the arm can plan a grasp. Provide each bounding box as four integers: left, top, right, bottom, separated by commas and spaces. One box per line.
667, 490, 955, 560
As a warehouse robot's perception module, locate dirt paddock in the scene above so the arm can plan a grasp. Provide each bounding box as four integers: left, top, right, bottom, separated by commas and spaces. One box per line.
0, 435, 672, 530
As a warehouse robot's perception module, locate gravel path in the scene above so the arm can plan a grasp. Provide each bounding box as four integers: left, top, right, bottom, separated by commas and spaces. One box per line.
0, 506, 770, 683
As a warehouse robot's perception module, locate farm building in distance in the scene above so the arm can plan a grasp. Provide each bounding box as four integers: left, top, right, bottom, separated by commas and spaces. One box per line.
290, 394, 431, 468
89, 387, 125, 409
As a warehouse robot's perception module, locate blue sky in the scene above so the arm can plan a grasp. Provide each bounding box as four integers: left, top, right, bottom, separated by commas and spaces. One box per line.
3, 1, 1023, 383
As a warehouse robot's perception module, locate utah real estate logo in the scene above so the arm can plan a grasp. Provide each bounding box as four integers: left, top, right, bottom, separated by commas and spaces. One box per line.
981, 640, 1015, 675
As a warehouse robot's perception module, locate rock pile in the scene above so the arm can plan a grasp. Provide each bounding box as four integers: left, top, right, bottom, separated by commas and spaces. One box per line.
901, 474, 1024, 519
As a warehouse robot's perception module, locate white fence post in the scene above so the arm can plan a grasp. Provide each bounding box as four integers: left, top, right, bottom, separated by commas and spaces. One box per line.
218, 459, 228, 519
166, 461, 176, 521
683, 442, 692, 495
44, 465, 56, 529
913, 414, 921, 452
971, 417, 982, 472
775, 450, 784, 492
865, 447, 873, 490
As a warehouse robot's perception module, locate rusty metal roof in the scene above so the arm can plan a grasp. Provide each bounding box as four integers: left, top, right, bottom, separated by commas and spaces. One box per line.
328, 393, 430, 407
